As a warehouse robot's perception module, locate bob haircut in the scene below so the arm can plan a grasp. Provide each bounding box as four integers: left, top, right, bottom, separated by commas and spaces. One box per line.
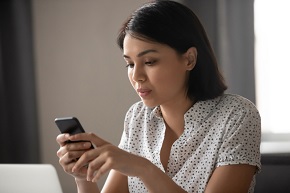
117, 0, 227, 101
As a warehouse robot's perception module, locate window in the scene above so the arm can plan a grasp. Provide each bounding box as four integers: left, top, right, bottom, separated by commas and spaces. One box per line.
254, 0, 290, 134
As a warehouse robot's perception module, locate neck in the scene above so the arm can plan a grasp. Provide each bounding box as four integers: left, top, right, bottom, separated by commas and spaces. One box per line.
160, 97, 194, 137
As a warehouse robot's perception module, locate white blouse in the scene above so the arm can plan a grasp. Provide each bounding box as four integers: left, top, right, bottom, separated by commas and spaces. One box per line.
119, 94, 261, 193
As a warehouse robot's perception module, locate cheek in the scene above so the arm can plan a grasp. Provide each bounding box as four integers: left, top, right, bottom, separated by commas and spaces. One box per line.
128, 70, 134, 85
158, 67, 186, 85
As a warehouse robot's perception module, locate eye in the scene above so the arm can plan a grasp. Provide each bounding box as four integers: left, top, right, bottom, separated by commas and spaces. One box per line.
125, 63, 134, 68
144, 60, 156, 66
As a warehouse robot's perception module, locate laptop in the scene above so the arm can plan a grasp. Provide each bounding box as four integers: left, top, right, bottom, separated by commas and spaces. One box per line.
0, 164, 63, 193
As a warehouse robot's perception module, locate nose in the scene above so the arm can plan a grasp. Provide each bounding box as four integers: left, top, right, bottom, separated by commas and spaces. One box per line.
131, 64, 146, 83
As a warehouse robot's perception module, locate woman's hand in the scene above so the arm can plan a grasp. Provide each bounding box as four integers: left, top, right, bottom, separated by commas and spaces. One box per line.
56, 133, 94, 180
62, 132, 188, 193
69, 132, 148, 183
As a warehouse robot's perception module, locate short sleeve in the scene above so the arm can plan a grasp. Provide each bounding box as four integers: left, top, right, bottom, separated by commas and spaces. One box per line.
217, 100, 261, 173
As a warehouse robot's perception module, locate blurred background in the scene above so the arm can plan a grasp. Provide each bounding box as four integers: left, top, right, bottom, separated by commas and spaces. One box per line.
1, 0, 289, 193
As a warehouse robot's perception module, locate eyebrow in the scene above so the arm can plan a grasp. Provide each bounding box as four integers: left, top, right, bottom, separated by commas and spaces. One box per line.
123, 49, 158, 59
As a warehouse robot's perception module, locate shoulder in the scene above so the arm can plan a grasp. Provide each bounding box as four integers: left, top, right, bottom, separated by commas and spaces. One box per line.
218, 94, 260, 117
216, 94, 261, 137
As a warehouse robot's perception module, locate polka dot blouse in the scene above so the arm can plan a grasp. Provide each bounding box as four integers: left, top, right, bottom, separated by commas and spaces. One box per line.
118, 94, 261, 193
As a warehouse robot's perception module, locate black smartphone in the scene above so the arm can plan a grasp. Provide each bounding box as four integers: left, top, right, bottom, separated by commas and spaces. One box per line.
55, 117, 86, 135
55, 117, 94, 148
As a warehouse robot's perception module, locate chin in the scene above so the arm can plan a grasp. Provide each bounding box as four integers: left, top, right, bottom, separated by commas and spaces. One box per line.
141, 99, 159, 108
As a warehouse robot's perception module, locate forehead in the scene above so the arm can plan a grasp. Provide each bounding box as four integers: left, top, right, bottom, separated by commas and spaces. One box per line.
123, 35, 159, 53
123, 34, 174, 56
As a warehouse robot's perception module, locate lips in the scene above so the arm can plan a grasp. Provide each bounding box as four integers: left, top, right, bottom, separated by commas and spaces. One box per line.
136, 88, 152, 97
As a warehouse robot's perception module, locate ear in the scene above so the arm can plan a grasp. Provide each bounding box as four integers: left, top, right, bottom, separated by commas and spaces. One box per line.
184, 47, 197, 71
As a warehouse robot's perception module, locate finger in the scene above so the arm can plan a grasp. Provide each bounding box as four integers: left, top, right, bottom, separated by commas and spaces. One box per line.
57, 146, 67, 158
69, 132, 108, 147
57, 141, 92, 159
59, 150, 87, 165
60, 159, 88, 177
66, 141, 93, 151
86, 157, 106, 181
86, 145, 115, 182
61, 161, 76, 174
72, 149, 97, 172
56, 133, 70, 146
78, 165, 89, 175
91, 161, 112, 183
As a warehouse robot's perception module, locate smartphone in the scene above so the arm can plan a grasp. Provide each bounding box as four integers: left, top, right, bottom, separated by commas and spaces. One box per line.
55, 117, 94, 148
55, 117, 86, 135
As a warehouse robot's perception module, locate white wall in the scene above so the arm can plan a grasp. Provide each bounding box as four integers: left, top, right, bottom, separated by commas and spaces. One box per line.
32, 1, 146, 192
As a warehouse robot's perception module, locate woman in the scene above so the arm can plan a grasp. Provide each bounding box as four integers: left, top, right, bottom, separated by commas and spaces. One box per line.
56, 1, 261, 193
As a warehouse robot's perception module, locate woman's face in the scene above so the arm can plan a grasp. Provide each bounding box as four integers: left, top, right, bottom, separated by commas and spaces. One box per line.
123, 34, 194, 108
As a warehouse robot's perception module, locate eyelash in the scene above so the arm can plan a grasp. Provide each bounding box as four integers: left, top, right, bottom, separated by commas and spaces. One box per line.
145, 61, 155, 65
125, 60, 156, 68
125, 64, 134, 68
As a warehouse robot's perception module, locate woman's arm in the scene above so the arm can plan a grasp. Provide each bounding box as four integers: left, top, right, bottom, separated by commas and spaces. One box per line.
75, 179, 100, 193
101, 170, 129, 193
138, 158, 187, 193
204, 164, 256, 193
71, 133, 187, 193
101, 158, 186, 193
